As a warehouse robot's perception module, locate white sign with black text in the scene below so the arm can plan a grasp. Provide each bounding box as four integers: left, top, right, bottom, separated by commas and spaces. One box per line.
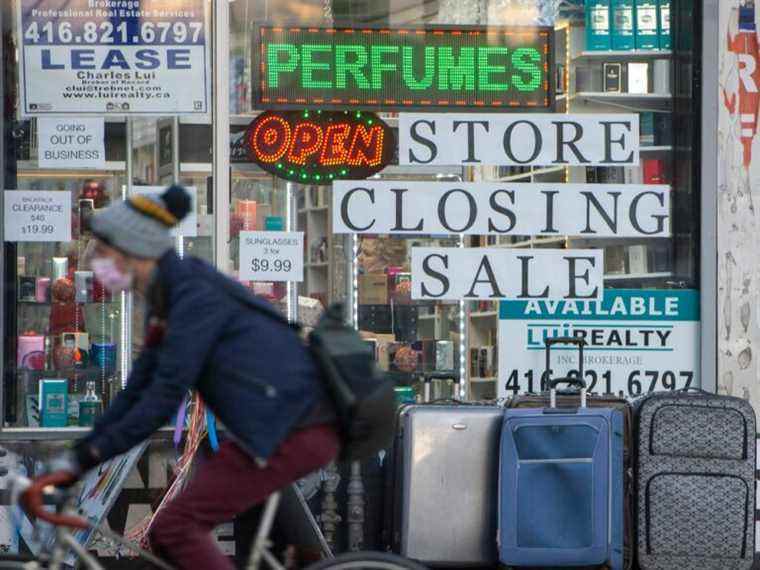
411, 247, 604, 301
333, 181, 670, 237
239, 231, 304, 282
4, 190, 72, 242
38, 118, 105, 169
399, 113, 640, 166
130, 186, 198, 237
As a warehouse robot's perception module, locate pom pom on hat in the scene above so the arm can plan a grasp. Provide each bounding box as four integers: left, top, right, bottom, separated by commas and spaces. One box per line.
161, 185, 191, 222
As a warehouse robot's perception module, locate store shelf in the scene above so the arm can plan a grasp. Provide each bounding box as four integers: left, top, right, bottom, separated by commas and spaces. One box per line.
298, 206, 329, 215
306, 261, 329, 269
497, 166, 566, 182
605, 271, 674, 281
509, 236, 568, 249
573, 92, 672, 102
470, 311, 498, 319
471, 376, 497, 383
640, 146, 673, 153
574, 50, 672, 60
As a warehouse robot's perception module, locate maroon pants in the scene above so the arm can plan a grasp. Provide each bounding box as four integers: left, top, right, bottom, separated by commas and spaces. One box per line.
149, 424, 339, 570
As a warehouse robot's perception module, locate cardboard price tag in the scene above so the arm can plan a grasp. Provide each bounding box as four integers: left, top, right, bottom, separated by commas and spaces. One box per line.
4, 190, 72, 242
239, 231, 304, 282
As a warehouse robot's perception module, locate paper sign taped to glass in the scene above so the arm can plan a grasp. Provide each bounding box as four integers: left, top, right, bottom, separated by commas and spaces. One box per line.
18, 0, 210, 115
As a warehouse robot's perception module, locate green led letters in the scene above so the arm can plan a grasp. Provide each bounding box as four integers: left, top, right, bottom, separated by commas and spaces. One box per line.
259, 26, 550, 109
478, 47, 509, 91
266, 44, 299, 88
511, 47, 542, 92
370, 45, 399, 90
402, 46, 435, 90
437, 47, 476, 91
336, 45, 371, 89
301, 44, 333, 88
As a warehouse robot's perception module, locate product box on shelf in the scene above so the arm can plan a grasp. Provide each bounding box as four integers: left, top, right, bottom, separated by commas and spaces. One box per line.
640, 112, 655, 145
585, 0, 612, 50
658, 0, 671, 49
627, 62, 650, 93
18, 334, 46, 370
643, 159, 665, 183
628, 244, 649, 273
654, 113, 673, 146
36, 277, 51, 303
635, 0, 660, 50
39, 379, 68, 428
358, 274, 389, 305
603, 63, 623, 92
74, 271, 94, 303
611, 0, 635, 50
18, 276, 37, 302
653, 59, 670, 94
605, 245, 628, 274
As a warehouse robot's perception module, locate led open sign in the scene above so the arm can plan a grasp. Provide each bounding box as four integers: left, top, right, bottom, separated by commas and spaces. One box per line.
246, 110, 394, 185
253, 24, 553, 111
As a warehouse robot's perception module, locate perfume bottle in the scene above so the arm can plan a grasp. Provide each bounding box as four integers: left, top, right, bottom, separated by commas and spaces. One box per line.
78, 381, 102, 427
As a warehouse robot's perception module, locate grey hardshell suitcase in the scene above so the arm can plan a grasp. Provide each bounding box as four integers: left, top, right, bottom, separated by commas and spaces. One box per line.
636, 389, 756, 570
391, 402, 502, 566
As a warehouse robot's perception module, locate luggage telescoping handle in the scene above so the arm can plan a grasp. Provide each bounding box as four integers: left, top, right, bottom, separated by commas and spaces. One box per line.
544, 336, 585, 378
422, 372, 461, 403
549, 377, 587, 409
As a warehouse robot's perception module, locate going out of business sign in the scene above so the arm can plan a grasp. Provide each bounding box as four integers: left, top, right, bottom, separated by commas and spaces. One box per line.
497, 289, 700, 398
18, 0, 210, 115
253, 24, 552, 111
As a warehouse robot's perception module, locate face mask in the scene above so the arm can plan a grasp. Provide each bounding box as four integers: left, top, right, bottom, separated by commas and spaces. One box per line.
91, 257, 133, 293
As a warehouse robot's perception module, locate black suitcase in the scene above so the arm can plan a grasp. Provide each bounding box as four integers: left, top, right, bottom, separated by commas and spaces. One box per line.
635, 388, 756, 569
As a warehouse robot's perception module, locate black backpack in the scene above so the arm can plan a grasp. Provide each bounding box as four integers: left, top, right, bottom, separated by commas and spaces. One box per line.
308, 303, 396, 461
211, 270, 396, 461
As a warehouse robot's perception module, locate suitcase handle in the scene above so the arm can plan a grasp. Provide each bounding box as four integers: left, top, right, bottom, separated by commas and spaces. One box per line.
422, 372, 461, 403
550, 377, 587, 409
545, 336, 586, 383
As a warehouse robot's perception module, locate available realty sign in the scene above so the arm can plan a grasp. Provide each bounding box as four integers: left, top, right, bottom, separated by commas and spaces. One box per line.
498, 289, 700, 397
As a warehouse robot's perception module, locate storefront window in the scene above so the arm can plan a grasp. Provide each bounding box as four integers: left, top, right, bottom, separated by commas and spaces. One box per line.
221, 0, 698, 404
2, 0, 214, 428
1, 0, 701, 427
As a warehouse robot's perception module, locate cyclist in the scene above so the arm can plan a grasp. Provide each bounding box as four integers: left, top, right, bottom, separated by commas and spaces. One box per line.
41, 185, 338, 570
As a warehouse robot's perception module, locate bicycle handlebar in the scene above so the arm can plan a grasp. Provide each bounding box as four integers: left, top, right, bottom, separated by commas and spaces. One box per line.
20, 472, 89, 530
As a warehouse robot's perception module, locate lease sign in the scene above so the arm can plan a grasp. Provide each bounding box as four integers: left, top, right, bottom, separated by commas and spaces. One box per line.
254, 24, 552, 111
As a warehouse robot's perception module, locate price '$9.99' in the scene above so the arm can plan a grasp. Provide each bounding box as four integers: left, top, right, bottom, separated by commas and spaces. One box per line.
250, 258, 292, 273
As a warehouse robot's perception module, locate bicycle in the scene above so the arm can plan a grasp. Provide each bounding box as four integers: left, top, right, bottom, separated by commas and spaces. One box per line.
4, 471, 426, 570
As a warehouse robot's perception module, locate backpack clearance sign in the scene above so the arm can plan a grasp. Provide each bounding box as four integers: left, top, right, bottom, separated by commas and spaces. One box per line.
253, 24, 552, 111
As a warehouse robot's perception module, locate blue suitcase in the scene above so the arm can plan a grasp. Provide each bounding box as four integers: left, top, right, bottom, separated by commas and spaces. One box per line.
499, 345, 624, 568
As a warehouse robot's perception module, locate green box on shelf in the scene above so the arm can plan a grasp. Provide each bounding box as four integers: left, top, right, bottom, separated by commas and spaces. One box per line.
640, 112, 655, 145
39, 379, 68, 428
635, 0, 660, 50
585, 0, 612, 51
611, 0, 635, 51
658, 0, 671, 50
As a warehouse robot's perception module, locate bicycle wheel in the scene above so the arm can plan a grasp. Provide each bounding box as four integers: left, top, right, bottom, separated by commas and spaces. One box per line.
306, 551, 428, 570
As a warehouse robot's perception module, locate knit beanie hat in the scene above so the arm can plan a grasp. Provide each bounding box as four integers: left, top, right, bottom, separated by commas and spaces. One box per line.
89, 185, 191, 259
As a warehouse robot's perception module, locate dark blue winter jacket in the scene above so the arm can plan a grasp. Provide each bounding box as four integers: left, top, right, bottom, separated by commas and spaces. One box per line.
81, 251, 329, 464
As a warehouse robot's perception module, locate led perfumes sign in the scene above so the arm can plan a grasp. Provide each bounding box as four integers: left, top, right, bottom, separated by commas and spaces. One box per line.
246, 110, 394, 185
253, 24, 552, 111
